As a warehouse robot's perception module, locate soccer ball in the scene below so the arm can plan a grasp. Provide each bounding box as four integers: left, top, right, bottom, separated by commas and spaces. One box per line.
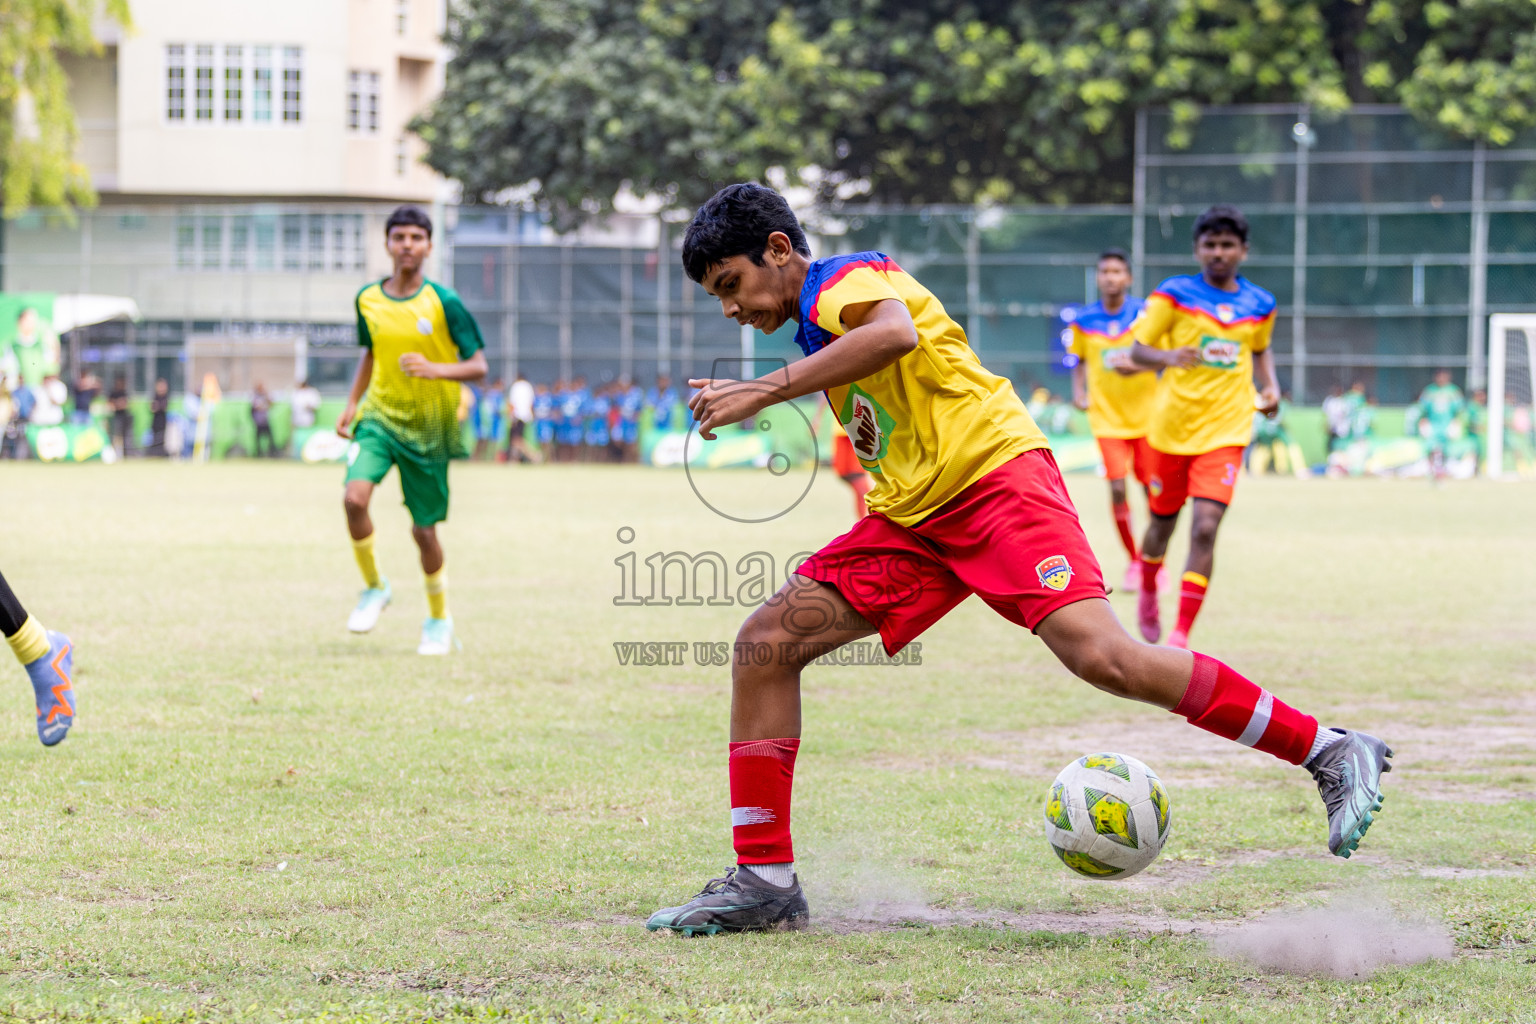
1043, 752, 1171, 879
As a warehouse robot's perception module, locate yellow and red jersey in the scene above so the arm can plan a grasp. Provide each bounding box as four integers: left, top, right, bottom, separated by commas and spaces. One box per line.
1067, 297, 1158, 439
793, 251, 1048, 526
1135, 274, 1276, 455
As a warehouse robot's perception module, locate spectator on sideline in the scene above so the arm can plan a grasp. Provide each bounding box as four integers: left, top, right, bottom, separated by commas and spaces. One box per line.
473, 378, 505, 460
251, 382, 276, 457
108, 374, 132, 457
506, 371, 534, 463
1322, 385, 1350, 453
291, 379, 322, 432
72, 371, 100, 426
146, 378, 170, 456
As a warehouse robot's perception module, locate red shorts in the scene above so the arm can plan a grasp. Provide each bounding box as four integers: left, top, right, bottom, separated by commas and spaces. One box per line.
1096, 435, 1152, 485
797, 450, 1106, 654
1146, 445, 1245, 517
831, 434, 865, 480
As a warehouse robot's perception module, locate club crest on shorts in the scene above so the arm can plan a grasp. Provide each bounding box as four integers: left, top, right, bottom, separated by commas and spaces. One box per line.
1036, 555, 1074, 592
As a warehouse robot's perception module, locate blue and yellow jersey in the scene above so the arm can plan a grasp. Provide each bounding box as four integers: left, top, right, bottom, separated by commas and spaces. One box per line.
355, 278, 484, 460
1067, 297, 1157, 439
1135, 274, 1276, 455
792, 251, 1048, 526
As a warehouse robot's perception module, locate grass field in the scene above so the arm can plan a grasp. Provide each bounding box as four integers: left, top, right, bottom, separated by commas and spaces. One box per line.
3, 459, 1536, 1023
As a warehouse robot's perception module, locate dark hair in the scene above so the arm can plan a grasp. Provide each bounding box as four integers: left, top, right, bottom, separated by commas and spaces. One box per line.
1193, 204, 1248, 244
1097, 248, 1130, 267
385, 205, 432, 239
681, 183, 810, 284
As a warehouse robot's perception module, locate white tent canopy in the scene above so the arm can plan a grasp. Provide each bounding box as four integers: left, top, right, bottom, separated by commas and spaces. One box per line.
50, 294, 140, 334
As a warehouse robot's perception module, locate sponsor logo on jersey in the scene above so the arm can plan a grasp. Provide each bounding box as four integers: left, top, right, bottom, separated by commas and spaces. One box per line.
1102, 346, 1134, 371
1036, 555, 1074, 592
1198, 335, 1241, 369
838, 384, 896, 467
416, 316, 434, 335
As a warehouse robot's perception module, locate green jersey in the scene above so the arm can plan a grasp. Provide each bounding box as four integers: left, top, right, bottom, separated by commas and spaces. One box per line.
355, 278, 484, 461
1417, 383, 1466, 431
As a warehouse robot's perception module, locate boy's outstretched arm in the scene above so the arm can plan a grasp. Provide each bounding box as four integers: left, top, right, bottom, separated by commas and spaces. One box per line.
689, 299, 917, 439
400, 350, 488, 383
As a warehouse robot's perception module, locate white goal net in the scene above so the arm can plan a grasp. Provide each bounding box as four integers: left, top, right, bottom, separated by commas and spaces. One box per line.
1488, 315, 1536, 478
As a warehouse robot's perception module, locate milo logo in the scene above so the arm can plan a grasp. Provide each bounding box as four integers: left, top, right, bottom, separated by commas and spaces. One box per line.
1102, 347, 1134, 371
1198, 335, 1241, 369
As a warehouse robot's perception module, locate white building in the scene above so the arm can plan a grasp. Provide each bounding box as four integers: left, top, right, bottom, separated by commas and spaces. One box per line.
2, 0, 453, 390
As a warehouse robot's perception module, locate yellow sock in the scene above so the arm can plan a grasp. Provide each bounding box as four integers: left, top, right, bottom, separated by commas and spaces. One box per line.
424, 567, 448, 619
352, 534, 381, 588
7, 615, 49, 666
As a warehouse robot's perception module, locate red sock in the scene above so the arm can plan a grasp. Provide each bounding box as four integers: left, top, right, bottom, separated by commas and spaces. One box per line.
1175, 572, 1208, 635
1140, 555, 1162, 593
1173, 653, 1319, 764
729, 738, 799, 863
1112, 501, 1137, 560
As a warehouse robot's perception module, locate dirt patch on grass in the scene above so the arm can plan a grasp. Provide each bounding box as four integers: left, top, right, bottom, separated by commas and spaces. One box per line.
815, 904, 1234, 937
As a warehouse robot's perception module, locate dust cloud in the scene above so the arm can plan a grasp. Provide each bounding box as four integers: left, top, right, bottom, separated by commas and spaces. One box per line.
1213, 898, 1454, 978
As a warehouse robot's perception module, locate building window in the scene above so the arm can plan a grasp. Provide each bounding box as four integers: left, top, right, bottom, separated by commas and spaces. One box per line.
200, 218, 223, 270
253, 214, 277, 270
166, 45, 186, 121
346, 72, 361, 132
347, 70, 381, 134
177, 212, 367, 273
282, 47, 303, 123
365, 72, 380, 134
395, 136, 408, 176
194, 44, 215, 121
308, 217, 326, 270
223, 46, 244, 122
251, 47, 273, 123
175, 215, 195, 266
395, 0, 409, 35
229, 215, 250, 269
281, 214, 303, 270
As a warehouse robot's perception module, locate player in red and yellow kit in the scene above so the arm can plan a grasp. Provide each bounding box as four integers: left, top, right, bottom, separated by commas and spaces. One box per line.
642, 185, 1389, 935
1068, 248, 1160, 594
1130, 205, 1281, 649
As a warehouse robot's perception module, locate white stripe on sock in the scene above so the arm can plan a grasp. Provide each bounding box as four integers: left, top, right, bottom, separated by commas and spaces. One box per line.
747, 862, 795, 887
731, 806, 776, 827
1236, 691, 1274, 748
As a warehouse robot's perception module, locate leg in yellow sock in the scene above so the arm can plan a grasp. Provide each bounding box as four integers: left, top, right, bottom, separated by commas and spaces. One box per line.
6, 615, 50, 667
352, 533, 382, 589
424, 567, 448, 620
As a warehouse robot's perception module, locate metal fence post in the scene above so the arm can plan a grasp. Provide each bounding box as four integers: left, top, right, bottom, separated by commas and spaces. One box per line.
1292, 105, 1310, 402
559, 239, 573, 382
502, 240, 518, 377
1132, 109, 1147, 292
657, 219, 671, 377
1469, 141, 1489, 390
966, 214, 980, 351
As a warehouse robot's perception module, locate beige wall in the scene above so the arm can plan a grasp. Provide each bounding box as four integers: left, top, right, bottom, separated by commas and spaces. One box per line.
80, 0, 446, 201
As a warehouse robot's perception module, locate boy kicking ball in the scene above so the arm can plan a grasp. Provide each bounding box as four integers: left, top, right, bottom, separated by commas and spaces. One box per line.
336, 205, 487, 655
646, 184, 1391, 936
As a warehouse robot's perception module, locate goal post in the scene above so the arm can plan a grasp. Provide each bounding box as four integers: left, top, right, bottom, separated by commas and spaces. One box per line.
1487, 314, 1536, 478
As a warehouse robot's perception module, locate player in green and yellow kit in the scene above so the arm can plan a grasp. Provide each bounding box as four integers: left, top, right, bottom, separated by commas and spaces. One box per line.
1415, 369, 1467, 482
336, 206, 487, 655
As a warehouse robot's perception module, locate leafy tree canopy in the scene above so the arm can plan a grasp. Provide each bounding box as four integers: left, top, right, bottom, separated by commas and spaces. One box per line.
1, 0, 131, 216
416, 0, 1536, 217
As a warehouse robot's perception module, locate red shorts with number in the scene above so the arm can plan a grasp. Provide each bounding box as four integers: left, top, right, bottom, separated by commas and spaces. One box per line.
796, 449, 1106, 655
831, 434, 866, 480
1096, 435, 1152, 485
1146, 445, 1245, 517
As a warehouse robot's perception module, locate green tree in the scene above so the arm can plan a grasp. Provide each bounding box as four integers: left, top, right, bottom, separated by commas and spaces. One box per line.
417, 0, 1536, 214
1, 0, 131, 216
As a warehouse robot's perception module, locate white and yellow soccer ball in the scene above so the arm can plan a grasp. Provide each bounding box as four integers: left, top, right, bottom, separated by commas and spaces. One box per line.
1043, 752, 1171, 879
